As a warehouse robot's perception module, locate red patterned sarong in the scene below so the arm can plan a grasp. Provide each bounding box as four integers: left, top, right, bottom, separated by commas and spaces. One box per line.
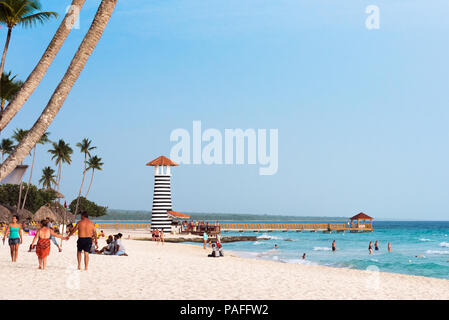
36, 238, 51, 259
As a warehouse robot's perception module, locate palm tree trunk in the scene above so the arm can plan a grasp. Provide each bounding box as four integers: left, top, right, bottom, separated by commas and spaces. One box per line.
57, 162, 62, 192
85, 169, 95, 197
0, 0, 118, 180
17, 182, 23, 213
74, 154, 87, 215
0, 0, 87, 132
0, 27, 12, 97
21, 146, 36, 210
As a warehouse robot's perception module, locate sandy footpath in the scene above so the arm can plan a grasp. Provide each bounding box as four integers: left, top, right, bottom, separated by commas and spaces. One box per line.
0, 229, 448, 300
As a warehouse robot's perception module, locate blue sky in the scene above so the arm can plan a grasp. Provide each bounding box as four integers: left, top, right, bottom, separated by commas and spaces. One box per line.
3, 0, 449, 219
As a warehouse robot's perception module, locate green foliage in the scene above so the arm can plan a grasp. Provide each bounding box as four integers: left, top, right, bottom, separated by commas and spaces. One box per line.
0, 183, 57, 212
69, 196, 107, 217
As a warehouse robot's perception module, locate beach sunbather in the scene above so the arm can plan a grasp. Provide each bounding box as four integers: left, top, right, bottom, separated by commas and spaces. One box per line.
114, 233, 128, 256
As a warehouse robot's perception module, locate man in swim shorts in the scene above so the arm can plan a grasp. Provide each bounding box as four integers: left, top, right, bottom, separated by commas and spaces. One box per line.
67, 211, 97, 270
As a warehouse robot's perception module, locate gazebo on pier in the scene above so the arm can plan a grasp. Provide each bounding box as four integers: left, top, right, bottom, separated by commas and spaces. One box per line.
349, 212, 373, 231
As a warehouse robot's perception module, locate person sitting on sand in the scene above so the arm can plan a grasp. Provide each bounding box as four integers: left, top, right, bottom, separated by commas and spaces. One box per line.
97, 235, 115, 254
114, 233, 128, 256
31, 220, 67, 270
208, 243, 220, 258
217, 241, 224, 257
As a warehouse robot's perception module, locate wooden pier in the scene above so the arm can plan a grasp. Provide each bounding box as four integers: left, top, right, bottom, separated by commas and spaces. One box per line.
219, 223, 373, 233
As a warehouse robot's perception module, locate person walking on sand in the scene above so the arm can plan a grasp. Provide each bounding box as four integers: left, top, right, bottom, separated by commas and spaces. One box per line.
369, 241, 373, 255
332, 240, 336, 252
160, 229, 164, 245
31, 220, 67, 270
66, 211, 98, 270
45, 217, 62, 252
203, 231, 208, 249
3, 215, 23, 262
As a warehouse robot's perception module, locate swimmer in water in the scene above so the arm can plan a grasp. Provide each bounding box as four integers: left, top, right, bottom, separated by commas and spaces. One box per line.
368, 241, 373, 255
274, 244, 278, 249
374, 240, 379, 251
332, 240, 336, 252
302, 253, 306, 260
388, 242, 392, 252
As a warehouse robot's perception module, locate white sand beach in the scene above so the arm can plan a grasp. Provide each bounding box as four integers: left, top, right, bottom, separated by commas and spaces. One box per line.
0, 229, 448, 300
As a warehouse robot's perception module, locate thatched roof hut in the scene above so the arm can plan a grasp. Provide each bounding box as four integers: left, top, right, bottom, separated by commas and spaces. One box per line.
34, 206, 60, 223
51, 207, 75, 224
17, 209, 33, 222
0, 204, 11, 223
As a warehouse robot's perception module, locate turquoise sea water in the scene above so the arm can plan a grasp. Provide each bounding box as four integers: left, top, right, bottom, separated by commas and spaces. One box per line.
93, 219, 449, 279
191, 221, 449, 280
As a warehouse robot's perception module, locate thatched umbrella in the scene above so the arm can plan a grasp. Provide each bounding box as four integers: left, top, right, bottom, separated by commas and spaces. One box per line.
17, 208, 33, 222
51, 207, 75, 224
34, 206, 60, 223
0, 205, 11, 223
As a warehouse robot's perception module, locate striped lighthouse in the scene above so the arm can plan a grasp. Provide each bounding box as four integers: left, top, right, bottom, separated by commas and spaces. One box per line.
146, 156, 179, 232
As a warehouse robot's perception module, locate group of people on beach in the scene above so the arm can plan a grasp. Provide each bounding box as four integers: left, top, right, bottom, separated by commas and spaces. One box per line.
1, 211, 127, 270
182, 220, 220, 233
151, 228, 165, 244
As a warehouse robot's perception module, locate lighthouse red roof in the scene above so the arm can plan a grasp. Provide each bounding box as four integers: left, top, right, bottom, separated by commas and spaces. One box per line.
350, 212, 373, 220
146, 156, 179, 166
167, 210, 190, 219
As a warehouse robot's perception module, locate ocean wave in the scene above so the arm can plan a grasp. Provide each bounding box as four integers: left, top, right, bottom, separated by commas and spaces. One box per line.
425, 250, 449, 255
419, 238, 432, 242
253, 241, 263, 245
257, 233, 283, 240
281, 258, 316, 266
313, 247, 331, 251
439, 242, 449, 248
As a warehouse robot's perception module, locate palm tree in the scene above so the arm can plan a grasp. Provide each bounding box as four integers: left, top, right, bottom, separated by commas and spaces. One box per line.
47, 139, 72, 192
21, 131, 49, 209
84, 155, 103, 197
0, 0, 118, 180
0, 0, 86, 133
39, 166, 56, 189
11, 128, 29, 209
74, 138, 96, 215
0, 71, 22, 111
0, 0, 58, 96
0, 137, 13, 161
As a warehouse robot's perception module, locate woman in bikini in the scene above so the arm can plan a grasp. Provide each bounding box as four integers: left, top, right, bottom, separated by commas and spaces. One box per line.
3, 215, 23, 262
31, 220, 67, 270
